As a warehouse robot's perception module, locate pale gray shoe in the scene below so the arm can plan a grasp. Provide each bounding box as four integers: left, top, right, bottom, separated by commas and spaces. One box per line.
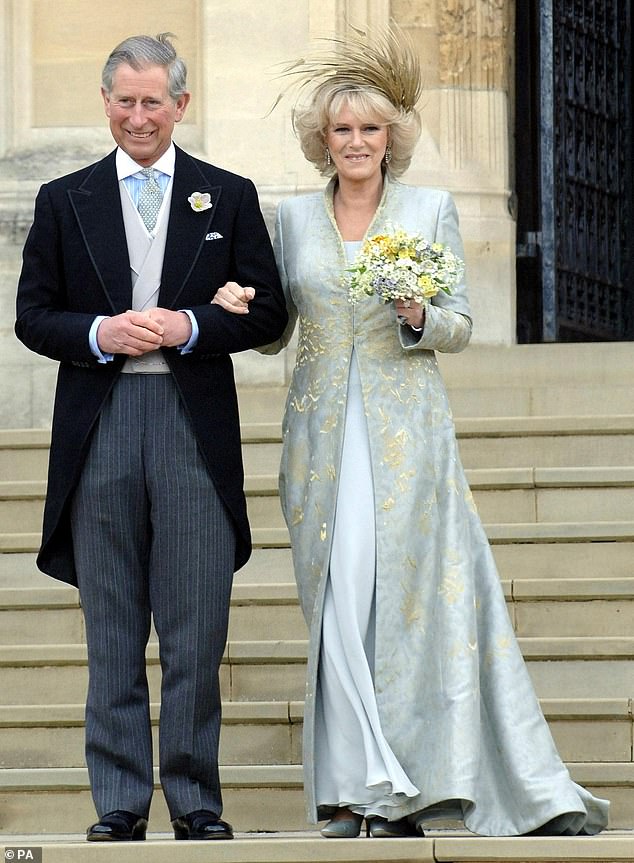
320, 811, 364, 838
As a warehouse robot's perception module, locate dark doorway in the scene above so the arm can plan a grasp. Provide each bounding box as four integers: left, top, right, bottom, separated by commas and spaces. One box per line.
515, 0, 633, 342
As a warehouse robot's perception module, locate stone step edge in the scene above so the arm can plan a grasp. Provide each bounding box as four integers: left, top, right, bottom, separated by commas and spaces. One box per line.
3, 833, 633, 863
0, 764, 303, 791
243, 467, 634, 494
250, 416, 634, 443
3, 522, 634, 554
0, 698, 629, 728
0, 581, 302, 609
0, 700, 303, 727
0, 762, 631, 791
0, 429, 50, 448
3, 542, 634, 584
229, 577, 634, 604
240, 417, 634, 445
5, 415, 634, 448
4, 637, 634, 667
485, 523, 634, 544
436, 833, 634, 863
6, 467, 634, 499
454, 416, 634, 438
4, 577, 634, 611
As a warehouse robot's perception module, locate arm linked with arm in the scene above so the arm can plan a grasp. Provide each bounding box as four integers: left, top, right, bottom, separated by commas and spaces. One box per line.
257, 200, 298, 356
188, 179, 288, 355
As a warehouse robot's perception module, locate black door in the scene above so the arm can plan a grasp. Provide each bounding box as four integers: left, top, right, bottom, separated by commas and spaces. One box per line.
516, 0, 633, 342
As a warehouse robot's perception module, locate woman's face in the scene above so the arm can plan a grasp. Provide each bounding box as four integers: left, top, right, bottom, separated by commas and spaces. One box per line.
325, 104, 389, 184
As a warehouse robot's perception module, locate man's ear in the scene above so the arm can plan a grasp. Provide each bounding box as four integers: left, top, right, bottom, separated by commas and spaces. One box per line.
174, 91, 191, 123
101, 87, 112, 118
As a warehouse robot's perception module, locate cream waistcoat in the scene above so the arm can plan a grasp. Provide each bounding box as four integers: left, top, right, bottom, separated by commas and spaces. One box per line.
119, 179, 173, 373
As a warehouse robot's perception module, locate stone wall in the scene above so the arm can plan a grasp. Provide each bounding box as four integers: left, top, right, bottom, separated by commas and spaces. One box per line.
0, 0, 516, 427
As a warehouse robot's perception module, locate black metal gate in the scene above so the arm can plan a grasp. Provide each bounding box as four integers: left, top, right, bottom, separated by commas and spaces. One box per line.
516, 0, 634, 342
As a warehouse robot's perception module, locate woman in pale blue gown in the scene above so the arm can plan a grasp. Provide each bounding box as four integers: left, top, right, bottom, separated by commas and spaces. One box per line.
212, 28, 609, 839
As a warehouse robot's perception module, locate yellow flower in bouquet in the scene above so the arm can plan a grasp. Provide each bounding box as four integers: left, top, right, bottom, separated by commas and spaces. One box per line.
346, 227, 464, 307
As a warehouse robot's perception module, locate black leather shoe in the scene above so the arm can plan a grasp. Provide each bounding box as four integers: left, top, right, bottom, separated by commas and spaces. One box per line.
366, 815, 418, 837
87, 810, 147, 841
172, 809, 234, 840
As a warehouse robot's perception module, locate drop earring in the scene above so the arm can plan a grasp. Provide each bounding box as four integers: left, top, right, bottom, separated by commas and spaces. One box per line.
325, 148, 332, 166
384, 144, 392, 165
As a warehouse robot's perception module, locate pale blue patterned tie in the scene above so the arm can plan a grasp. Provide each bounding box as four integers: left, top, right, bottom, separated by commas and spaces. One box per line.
137, 167, 163, 232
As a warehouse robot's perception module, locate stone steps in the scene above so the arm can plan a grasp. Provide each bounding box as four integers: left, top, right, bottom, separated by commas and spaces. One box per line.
4, 521, 634, 556
224, 463, 634, 529
242, 416, 634, 469
4, 577, 634, 644
4, 541, 634, 586
2, 832, 632, 863
242, 468, 634, 529
237, 343, 634, 420
0, 430, 50, 481
0, 700, 303, 769
5, 415, 634, 482
434, 343, 634, 420
0, 583, 309, 645
7, 475, 634, 531
0, 698, 629, 769
453, 418, 634, 469
0, 762, 631, 832
2, 636, 634, 704
1, 358, 633, 848
0, 549, 300, 587
0, 764, 307, 834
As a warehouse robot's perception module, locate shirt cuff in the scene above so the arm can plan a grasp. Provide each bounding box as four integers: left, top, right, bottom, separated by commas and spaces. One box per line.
178, 309, 199, 353
89, 316, 114, 363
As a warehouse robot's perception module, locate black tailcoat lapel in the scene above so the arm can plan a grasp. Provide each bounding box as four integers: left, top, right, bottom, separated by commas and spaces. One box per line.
67, 147, 222, 314
67, 151, 132, 314
160, 146, 222, 310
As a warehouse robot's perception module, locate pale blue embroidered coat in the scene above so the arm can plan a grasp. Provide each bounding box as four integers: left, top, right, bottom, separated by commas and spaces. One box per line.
262, 178, 609, 835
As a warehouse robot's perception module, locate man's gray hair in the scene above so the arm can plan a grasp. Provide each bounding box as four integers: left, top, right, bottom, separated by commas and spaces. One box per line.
102, 33, 187, 100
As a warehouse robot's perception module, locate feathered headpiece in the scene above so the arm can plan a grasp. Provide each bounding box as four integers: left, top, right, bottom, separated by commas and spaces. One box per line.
274, 24, 422, 114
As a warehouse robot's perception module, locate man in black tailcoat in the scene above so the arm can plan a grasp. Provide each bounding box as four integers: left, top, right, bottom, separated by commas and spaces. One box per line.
15, 32, 286, 842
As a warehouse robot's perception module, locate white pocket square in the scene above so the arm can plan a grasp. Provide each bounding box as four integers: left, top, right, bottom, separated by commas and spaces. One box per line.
205, 232, 223, 241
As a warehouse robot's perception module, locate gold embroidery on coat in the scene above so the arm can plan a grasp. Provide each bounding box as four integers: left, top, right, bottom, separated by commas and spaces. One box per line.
439, 568, 464, 605
464, 487, 478, 513
383, 429, 409, 469
397, 469, 416, 492
485, 635, 512, 667
321, 415, 337, 433
296, 316, 328, 366
290, 389, 320, 414
401, 587, 425, 631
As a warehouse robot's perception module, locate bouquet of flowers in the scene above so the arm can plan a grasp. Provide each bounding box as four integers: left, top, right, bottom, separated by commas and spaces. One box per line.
345, 226, 464, 307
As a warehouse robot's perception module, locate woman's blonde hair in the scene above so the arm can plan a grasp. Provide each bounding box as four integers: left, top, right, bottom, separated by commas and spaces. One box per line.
293, 80, 421, 179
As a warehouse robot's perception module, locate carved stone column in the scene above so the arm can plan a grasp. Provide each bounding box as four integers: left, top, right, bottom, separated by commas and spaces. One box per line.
393, 0, 516, 345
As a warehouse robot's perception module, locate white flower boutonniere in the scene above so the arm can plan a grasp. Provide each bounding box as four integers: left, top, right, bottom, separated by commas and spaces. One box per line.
188, 192, 212, 212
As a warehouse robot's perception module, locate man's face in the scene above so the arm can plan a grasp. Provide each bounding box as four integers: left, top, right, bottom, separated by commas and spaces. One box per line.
102, 63, 190, 166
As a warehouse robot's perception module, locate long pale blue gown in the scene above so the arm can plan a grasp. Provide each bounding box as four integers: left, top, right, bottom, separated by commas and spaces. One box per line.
312, 241, 609, 835
315, 242, 419, 817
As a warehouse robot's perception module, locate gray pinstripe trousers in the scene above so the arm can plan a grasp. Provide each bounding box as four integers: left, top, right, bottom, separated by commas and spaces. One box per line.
70, 373, 236, 821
